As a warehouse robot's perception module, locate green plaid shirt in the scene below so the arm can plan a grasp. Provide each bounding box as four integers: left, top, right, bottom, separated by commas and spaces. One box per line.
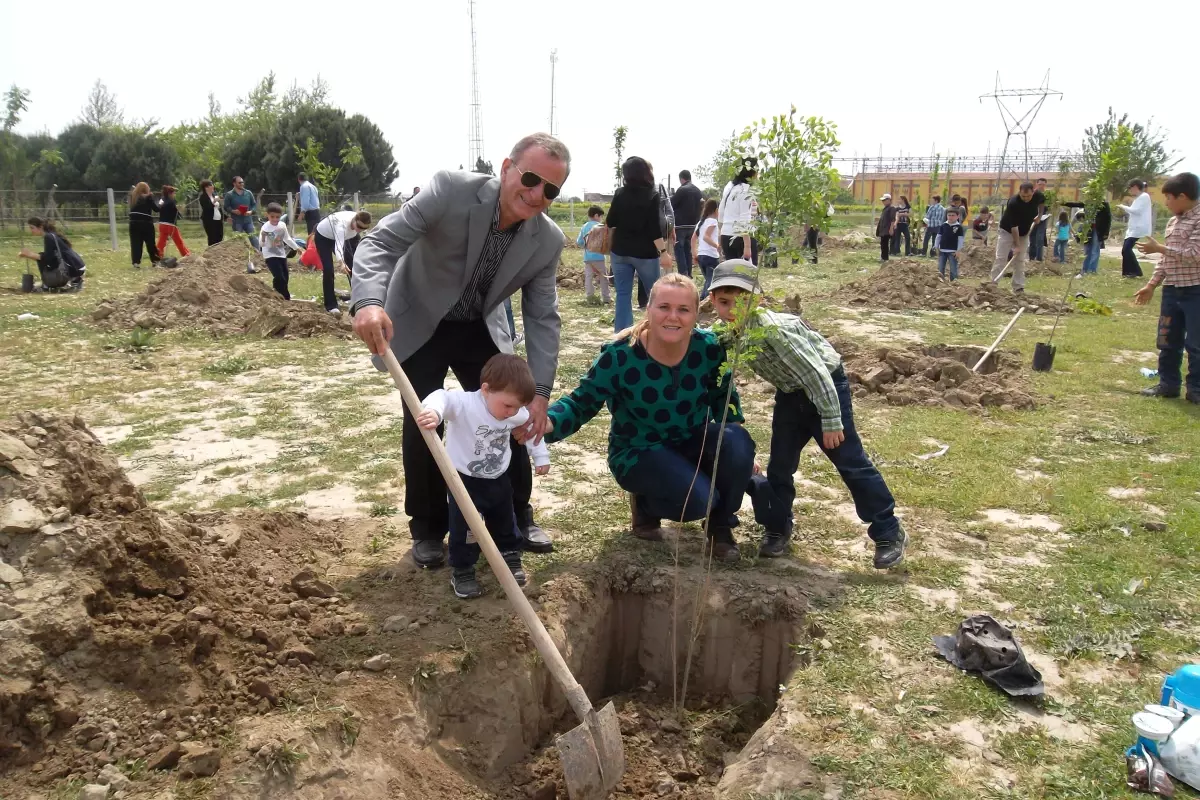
745, 309, 844, 432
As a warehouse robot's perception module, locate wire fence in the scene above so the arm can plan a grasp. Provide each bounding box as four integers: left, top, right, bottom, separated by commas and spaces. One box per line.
0, 189, 404, 244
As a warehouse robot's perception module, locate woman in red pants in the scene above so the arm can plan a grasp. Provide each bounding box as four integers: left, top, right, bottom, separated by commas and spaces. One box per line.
155, 185, 191, 258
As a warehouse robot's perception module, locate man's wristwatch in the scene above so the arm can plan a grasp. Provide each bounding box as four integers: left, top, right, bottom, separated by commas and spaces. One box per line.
658, 246, 668, 254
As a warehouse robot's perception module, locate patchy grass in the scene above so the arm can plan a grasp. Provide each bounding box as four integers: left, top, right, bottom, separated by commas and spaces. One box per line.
2, 233, 1198, 798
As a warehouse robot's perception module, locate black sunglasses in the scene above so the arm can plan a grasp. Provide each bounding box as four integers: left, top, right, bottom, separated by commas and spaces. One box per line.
514, 164, 561, 201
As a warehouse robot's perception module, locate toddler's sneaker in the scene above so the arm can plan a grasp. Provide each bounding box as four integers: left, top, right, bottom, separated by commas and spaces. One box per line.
450, 567, 482, 599
502, 550, 527, 587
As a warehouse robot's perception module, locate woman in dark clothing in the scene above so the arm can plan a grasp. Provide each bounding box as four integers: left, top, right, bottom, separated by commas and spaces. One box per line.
128, 182, 160, 268
607, 156, 673, 333
198, 180, 224, 246
17, 216, 85, 291
155, 185, 191, 258
890, 195, 912, 255
546, 272, 754, 561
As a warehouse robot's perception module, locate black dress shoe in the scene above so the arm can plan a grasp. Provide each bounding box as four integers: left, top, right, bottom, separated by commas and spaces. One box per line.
1142, 385, 1181, 399
411, 539, 446, 568
520, 519, 554, 553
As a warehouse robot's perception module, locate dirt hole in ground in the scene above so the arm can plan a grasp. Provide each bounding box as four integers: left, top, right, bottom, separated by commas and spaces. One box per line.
413, 570, 813, 798
1, 412, 826, 799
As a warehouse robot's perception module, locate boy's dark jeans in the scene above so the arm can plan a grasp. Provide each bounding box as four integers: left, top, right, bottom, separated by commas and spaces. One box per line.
751, 369, 900, 543
1157, 284, 1200, 395
264, 256, 290, 300
447, 471, 523, 569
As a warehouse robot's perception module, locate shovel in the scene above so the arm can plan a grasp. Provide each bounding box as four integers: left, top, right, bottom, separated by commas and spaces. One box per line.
1032, 272, 1077, 372
378, 347, 625, 799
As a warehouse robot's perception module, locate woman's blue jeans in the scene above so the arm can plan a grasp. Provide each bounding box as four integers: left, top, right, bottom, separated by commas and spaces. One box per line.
611, 254, 661, 332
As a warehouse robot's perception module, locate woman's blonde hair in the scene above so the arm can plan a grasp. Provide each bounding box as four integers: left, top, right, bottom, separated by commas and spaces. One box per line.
128, 181, 151, 205
614, 272, 699, 346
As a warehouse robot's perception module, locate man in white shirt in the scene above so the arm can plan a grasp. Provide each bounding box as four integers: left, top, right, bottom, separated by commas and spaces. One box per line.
1119, 179, 1153, 278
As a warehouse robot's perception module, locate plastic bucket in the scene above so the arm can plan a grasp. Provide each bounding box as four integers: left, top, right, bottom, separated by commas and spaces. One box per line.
1032, 342, 1056, 372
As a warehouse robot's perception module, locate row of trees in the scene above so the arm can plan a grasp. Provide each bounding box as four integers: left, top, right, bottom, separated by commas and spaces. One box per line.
1, 76, 398, 206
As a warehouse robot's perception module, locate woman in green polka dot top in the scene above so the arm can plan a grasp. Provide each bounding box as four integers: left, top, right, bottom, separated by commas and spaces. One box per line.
545, 273, 757, 561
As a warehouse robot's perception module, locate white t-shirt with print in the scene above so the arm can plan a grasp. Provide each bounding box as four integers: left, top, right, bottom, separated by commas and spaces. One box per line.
259, 220, 295, 259
421, 388, 550, 478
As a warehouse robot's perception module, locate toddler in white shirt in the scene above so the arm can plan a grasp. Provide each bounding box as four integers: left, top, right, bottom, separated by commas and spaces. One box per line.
418, 354, 550, 599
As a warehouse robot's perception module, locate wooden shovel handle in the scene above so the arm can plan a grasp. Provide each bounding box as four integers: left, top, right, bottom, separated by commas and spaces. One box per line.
378, 348, 596, 723
973, 307, 1024, 372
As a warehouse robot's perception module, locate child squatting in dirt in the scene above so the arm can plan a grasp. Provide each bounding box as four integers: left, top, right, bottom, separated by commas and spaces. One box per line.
417, 354, 551, 599
706, 259, 908, 569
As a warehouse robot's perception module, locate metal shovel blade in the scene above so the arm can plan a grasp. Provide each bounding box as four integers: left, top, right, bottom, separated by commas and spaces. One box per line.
556, 701, 624, 799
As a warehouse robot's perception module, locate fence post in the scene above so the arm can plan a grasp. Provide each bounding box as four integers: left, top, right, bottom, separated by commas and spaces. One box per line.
106, 188, 118, 251
570, 198, 574, 227
287, 192, 294, 223
354, 192, 361, 211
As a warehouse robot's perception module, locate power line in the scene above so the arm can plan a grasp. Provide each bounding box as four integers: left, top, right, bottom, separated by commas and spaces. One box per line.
979, 70, 1063, 193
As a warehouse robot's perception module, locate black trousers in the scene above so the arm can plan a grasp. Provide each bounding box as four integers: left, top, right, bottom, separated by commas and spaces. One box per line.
264, 257, 290, 300
400, 319, 533, 541
448, 472, 522, 568
129, 220, 159, 265
314, 232, 340, 311
720, 234, 760, 264
890, 223, 911, 255
1122, 237, 1145, 277
805, 226, 819, 264
203, 218, 224, 246
879, 235, 892, 261
304, 209, 321, 235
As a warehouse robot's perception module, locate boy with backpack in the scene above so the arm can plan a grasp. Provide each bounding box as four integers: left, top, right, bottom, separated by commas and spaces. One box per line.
416, 354, 551, 599
18, 216, 86, 292
707, 260, 907, 569
576, 206, 611, 304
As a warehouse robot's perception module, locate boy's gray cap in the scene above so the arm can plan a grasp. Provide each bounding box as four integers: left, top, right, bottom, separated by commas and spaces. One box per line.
707, 259, 760, 294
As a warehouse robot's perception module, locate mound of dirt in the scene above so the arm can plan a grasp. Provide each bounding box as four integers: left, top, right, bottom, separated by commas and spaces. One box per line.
90, 240, 354, 338
840, 259, 1071, 314
825, 231, 873, 249
831, 338, 1037, 410
0, 412, 375, 792
956, 241, 1066, 278
1, 412, 827, 799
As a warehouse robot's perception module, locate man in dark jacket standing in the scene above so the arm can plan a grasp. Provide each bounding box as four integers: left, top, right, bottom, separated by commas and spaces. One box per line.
670, 170, 704, 278
1079, 201, 1112, 276
876, 194, 897, 262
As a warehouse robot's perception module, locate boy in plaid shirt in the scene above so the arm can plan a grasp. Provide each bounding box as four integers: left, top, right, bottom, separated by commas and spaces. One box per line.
1135, 172, 1200, 404
708, 260, 907, 568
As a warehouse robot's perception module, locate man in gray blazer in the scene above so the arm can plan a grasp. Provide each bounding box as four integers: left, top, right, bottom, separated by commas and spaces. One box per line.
351, 133, 569, 568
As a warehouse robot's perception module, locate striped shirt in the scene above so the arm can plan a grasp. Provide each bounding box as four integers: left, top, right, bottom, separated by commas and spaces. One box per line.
1149, 205, 1200, 288
925, 203, 946, 229
743, 309, 845, 432
445, 202, 521, 321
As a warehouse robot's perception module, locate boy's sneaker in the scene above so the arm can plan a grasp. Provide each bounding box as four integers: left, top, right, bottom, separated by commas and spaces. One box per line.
450, 567, 483, 599
758, 528, 792, 559
502, 550, 527, 586
873, 528, 908, 569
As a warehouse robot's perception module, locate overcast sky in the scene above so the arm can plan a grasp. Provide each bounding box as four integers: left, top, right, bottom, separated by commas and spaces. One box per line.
3, 0, 1196, 196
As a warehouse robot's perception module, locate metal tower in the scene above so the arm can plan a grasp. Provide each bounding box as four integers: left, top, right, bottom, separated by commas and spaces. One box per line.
467, 0, 485, 169
548, 49, 558, 136
979, 70, 1062, 192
